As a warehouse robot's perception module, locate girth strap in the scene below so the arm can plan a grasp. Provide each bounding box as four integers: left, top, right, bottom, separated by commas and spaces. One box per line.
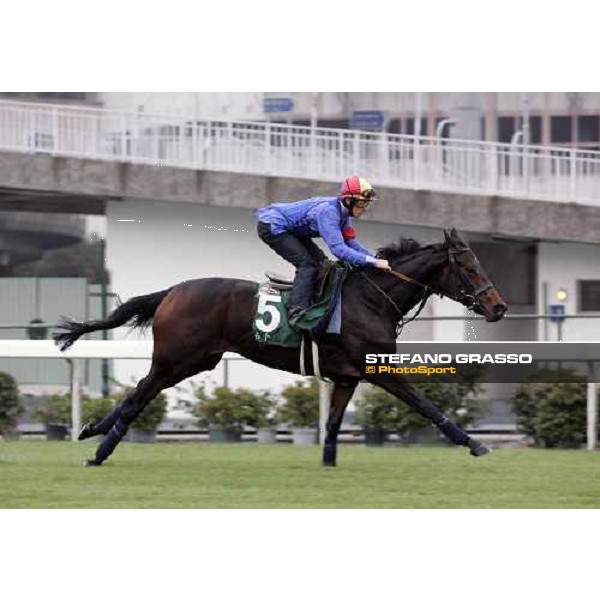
299, 334, 323, 380
311, 340, 321, 380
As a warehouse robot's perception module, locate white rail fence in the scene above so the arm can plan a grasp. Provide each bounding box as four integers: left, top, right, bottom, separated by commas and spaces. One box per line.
0, 340, 332, 445
2, 100, 600, 205
0, 339, 597, 450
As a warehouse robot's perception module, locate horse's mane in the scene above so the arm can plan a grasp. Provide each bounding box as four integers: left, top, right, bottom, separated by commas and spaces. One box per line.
377, 238, 439, 261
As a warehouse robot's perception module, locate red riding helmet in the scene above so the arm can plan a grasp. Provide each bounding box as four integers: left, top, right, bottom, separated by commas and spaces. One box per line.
339, 176, 377, 209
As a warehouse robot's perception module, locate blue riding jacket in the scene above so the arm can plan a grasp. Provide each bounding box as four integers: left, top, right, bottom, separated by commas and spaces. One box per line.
257, 196, 376, 266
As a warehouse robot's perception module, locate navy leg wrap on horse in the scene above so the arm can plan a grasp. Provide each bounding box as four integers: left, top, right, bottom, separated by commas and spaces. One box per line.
94, 418, 128, 464
93, 405, 123, 435
323, 444, 337, 466
436, 417, 470, 446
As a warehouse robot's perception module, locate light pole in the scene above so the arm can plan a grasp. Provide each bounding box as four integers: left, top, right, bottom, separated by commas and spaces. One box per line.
567, 92, 583, 148
435, 119, 456, 176
414, 91, 423, 187
521, 93, 531, 192
310, 92, 319, 171
521, 92, 531, 146
100, 238, 109, 398
436, 118, 456, 139
550, 288, 568, 342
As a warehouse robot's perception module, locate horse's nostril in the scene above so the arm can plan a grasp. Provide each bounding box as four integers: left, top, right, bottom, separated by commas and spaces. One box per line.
494, 304, 507, 315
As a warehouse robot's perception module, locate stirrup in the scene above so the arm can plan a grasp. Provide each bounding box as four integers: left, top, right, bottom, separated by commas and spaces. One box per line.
265, 271, 293, 290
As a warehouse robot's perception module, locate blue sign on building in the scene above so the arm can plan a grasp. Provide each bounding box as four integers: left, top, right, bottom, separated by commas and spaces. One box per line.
263, 97, 294, 113
351, 110, 386, 131
549, 304, 566, 324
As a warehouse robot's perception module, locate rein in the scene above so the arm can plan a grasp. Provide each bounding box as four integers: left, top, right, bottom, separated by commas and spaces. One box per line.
360, 245, 492, 335
360, 270, 431, 337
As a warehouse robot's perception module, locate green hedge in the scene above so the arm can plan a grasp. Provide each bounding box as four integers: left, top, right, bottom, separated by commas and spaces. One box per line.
512, 368, 588, 448
0, 372, 23, 436
277, 379, 319, 428
191, 386, 275, 433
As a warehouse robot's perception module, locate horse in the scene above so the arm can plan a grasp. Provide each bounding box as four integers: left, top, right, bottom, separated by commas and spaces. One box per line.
53, 228, 507, 467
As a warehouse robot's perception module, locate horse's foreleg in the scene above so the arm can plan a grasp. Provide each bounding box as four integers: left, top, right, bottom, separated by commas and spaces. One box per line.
365, 374, 489, 457
322, 380, 359, 467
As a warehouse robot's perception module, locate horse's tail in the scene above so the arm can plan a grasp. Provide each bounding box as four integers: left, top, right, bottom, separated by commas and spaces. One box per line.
53, 288, 173, 351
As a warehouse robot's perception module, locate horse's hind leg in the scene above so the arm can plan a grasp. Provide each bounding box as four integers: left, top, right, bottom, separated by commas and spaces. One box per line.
78, 403, 123, 441
322, 379, 358, 467
86, 354, 223, 466
78, 377, 160, 440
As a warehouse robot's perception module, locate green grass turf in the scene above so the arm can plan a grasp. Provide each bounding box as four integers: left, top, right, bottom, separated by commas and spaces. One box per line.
2, 440, 600, 508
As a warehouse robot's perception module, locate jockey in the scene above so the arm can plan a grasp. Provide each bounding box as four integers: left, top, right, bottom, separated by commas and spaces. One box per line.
256, 175, 391, 325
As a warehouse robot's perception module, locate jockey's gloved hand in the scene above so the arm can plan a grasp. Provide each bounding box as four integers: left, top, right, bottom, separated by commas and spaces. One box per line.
373, 258, 391, 271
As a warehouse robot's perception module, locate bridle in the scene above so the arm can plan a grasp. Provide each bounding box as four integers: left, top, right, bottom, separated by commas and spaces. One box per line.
446, 247, 494, 310
361, 244, 494, 333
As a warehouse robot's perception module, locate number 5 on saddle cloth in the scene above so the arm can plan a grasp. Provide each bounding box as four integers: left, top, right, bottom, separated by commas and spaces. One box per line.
252, 263, 350, 348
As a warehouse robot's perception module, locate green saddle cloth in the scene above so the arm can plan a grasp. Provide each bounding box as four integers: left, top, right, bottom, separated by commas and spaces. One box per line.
252, 282, 336, 348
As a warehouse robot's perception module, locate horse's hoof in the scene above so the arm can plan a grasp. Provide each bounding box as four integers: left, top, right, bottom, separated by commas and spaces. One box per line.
469, 442, 491, 457
78, 423, 97, 441
84, 459, 102, 467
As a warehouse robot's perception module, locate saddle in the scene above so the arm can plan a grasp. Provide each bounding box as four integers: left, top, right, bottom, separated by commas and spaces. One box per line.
253, 260, 349, 347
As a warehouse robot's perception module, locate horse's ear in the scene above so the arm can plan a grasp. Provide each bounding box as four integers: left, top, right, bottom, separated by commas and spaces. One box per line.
443, 229, 452, 245
451, 228, 468, 247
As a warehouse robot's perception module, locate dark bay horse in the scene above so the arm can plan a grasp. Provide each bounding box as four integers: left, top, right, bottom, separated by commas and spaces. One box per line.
54, 228, 507, 467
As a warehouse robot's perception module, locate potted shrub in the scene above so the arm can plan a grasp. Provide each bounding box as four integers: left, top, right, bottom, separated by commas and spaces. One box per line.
277, 379, 319, 445
354, 386, 403, 446
191, 385, 270, 442
34, 392, 72, 440
82, 397, 116, 427
0, 371, 23, 440
252, 392, 279, 444
512, 368, 587, 448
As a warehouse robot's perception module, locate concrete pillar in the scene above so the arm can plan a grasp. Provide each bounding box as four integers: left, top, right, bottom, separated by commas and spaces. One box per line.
449, 92, 483, 141
430, 296, 466, 341
484, 93, 498, 142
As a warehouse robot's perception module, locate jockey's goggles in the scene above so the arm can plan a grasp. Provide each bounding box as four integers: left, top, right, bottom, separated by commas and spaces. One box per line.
342, 190, 377, 206
354, 199, 372, 209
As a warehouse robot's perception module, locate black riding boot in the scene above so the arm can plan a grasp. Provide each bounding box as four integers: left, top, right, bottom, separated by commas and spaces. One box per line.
288, 265, 318, 326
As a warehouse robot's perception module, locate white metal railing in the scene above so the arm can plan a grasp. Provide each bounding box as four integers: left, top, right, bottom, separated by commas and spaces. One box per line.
2, 99, 600, 205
